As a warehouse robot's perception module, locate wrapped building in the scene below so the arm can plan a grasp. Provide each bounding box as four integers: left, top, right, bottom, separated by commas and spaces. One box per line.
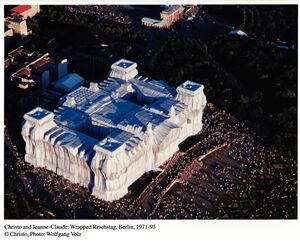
22, 59, 207, 201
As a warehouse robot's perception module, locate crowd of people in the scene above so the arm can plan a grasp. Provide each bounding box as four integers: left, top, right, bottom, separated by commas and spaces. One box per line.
65, 5, 132, 25
4, 103, 297, 219
150, 105, 297, 219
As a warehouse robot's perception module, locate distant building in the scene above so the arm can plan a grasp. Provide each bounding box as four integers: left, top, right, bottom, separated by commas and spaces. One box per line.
141, 17, 163, 28
5, 15, 29, 37
160, 5, 185, 26
5, 46, 83, 112
184, 5, 199, 20
275, 40, 296, 50
7, 50, 79, 92
228, 29, 248, 37
4, 5, 40, 38
22, 59, 207, 201
8, 51, 74, 91
142, 5, 185, 28
53, 73, 84, 92
9, 5, 40, 19
5, 46, 46, 113
5, 46, 41, 70
11, 53, 57, 90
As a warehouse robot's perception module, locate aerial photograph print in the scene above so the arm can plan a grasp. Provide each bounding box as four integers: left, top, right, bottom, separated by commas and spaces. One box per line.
4, 4, 297, 219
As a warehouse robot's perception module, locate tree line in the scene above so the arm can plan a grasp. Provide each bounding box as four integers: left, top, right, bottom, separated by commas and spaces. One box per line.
27, 6, 145, 43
